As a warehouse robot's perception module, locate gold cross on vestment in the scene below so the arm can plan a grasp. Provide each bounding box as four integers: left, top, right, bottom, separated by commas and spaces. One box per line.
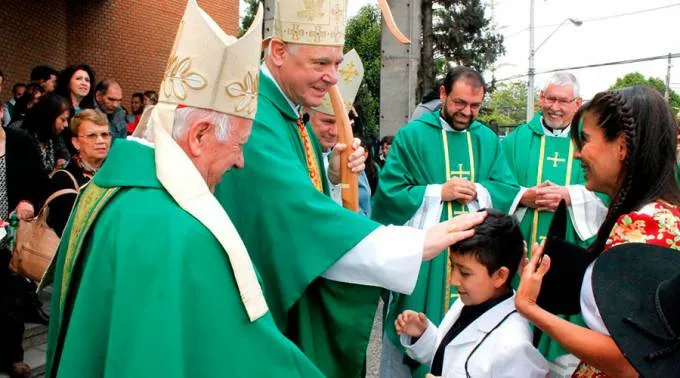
546, 152, 566, 168
450, 164, 471, 179
339, 62, 358, 82
453, 209, 468, 216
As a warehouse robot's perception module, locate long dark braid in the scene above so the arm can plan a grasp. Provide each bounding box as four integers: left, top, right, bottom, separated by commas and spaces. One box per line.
571, 86, 680, 254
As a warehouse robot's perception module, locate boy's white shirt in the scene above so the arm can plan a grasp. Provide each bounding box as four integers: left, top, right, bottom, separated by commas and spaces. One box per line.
401, 294, 549, 378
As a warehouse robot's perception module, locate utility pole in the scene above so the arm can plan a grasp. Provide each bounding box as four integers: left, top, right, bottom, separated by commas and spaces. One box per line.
665, 53, 672, 102
526, 0, 535, 121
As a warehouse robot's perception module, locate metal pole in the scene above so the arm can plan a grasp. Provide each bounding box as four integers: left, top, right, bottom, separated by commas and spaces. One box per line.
665, 52, 672, 101
526, 0, 535, 122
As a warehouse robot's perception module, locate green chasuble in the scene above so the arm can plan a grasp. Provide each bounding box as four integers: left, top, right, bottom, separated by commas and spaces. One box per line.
502, 114, 606, 363
44, 140, 323, 378
371, 110, 520, 376
215, 71, 383, 378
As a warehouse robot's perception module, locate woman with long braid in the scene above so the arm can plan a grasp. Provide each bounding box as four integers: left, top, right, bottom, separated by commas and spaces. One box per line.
515, 86, 680, 378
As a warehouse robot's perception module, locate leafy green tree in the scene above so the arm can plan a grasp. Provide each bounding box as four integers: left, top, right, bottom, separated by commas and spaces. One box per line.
477, 81, 528, 126
239, 0, 260, 37
610, 72, 680, 111
420, 0, 505, 95
345, 5, 382, 134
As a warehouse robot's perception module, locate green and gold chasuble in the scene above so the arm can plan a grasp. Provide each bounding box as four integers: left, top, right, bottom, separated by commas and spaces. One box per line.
215, 72, 383, 378
44, 140, 323, 378
371, 111, 520, 376
502, 114, 607, 363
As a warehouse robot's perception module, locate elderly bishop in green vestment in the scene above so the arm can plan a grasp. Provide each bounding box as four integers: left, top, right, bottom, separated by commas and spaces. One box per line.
215, 1, 488, 377
371, 67, 520, 378
502, 73, 607, 376
41, 3, 324, 377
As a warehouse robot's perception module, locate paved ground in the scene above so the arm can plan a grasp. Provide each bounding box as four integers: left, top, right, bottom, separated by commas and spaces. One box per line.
366, 299, 384, 378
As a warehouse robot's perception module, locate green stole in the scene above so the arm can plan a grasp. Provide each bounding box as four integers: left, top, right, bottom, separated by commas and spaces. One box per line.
371, 111, 520, 377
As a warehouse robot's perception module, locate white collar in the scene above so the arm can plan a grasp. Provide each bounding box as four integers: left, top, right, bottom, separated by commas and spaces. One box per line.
439, 116, 468, 133
261, 63, 300, 115
541, 117, 571, 137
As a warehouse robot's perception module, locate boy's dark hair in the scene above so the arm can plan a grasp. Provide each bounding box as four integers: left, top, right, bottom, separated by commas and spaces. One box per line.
449, 209, 523, 287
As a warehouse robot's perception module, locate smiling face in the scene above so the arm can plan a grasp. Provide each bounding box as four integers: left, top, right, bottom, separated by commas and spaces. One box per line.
449, 251, 510, 306
309, 109, 338, 150
268, 40, 343, 108
439, 80, 485, 131
540, 84, 582, 129
574, 111, 626, 196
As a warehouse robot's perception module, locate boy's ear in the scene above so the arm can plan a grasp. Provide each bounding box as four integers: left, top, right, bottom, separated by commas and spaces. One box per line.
491, 267, 510, 289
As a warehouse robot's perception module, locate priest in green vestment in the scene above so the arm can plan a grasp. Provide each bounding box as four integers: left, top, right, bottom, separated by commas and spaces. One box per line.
371, 66, 520, 378
42, 3, 324, 377
502, 72, 608, 376
214, 2, 488, 377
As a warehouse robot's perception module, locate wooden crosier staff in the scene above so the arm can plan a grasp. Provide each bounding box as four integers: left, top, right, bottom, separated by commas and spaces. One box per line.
330, 0, 410, 211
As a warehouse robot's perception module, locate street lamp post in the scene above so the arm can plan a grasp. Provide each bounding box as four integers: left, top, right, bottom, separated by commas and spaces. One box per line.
526, 4, 582, 121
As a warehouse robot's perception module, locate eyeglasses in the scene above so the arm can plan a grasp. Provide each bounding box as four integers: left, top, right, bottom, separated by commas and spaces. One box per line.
449, 98, 482, 112
78, 132, 112, 141
543, 96, 578, 106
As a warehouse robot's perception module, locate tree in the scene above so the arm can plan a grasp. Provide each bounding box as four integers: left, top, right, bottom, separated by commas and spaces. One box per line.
239, 0, 259, 37
420, 0, 505, 96
610, 72, 680, 112
477, 81, 528, 126
345, 5, 382, 134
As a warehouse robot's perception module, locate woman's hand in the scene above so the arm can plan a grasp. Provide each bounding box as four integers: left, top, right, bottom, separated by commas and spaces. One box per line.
515, 241, 551, 316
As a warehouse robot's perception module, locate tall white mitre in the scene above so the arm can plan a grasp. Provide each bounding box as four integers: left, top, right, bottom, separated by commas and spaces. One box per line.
139, 0, 268, 322
270, 0, 347, 46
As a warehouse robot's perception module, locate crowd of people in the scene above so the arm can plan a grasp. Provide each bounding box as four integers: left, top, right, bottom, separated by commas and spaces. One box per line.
0, 64, 160, 377
1, 0, 680, 377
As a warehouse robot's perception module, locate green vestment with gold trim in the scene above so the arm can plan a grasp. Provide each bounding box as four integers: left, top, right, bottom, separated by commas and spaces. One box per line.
215, 72, 383, 378
44, 140, 323, 378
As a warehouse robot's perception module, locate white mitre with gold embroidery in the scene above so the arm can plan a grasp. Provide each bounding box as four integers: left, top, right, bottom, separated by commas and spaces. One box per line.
313, 49, 363, 116
271, 0, 347, 46
138, 0, 268, 322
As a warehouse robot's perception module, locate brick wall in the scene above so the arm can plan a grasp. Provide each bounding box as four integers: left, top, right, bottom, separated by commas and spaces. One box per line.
0, 0, 239, 105
0, 0, 68, 101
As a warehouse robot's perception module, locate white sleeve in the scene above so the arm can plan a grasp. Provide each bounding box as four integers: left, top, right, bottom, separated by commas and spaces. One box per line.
321, 225, 424, 294
404, 184, 444, 230
467, 183, 492, 212
567, 185, 608, 241
492, 340, 550, 378
401, 319, 438, 366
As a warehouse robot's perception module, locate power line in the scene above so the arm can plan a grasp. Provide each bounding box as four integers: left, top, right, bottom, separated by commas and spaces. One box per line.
503, 2, 680, 39
496, 53, 680, 82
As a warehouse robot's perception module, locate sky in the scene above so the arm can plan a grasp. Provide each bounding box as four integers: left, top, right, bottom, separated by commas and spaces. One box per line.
242, 0, 680, 101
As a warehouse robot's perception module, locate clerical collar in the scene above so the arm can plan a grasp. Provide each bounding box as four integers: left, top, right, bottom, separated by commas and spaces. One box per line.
439, 115, 468, 133
540, 117, 570, 137
261, 63, 300, 115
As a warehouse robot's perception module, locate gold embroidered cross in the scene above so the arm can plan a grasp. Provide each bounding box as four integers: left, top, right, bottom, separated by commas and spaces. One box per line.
339, 62, 358, 82
450, 164, 471, 179
454, 209, 468, 216
287, 24, 304, 41
546, 152, 566, 168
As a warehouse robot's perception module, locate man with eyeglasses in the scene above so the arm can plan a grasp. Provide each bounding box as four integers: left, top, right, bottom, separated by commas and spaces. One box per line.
501, 72, 607, 375
372, 65, 520, 378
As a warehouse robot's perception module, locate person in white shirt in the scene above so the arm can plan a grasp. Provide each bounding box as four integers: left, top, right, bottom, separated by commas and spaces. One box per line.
396, 209, 548, 377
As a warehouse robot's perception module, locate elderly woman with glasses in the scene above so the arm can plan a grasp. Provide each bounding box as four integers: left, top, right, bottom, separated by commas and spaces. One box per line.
48, 109, 112, 236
